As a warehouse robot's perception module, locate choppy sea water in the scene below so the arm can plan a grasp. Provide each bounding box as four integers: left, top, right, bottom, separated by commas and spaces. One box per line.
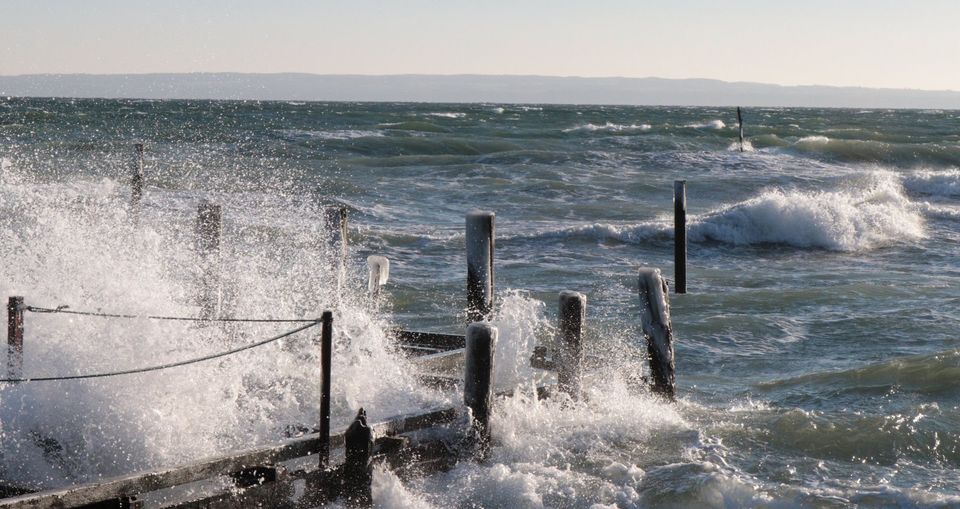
1, 98, 959, 508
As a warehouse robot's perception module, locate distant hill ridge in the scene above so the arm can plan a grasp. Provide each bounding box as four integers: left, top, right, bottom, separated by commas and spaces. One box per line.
1, 73, 958, 109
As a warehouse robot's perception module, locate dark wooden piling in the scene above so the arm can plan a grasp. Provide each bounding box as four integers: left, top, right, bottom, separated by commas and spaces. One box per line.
196, 203, 222, 321
737, 107, 745, 152
130, 143, 145, 219
324, 206, 348, 261
464, 322, 497, 457
319, 310, 334, 469
557, 291, 585, 399
466, 210, 495, 322
674, 180, 687, 294
7, 296, 23, 379
342, 408, 373, 507
638, 268, 676, 399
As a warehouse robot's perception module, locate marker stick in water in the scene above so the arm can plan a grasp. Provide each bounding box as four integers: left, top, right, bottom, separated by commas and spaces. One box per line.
674, 181, 687, 294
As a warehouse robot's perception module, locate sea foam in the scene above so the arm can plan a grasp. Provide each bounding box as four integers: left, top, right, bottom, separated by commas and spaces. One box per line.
690, 172, 924, 251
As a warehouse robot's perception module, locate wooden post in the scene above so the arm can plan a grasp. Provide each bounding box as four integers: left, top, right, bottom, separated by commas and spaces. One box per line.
638, 268, 676, 399
196, 202, 222, 321
366, 256, 389, 299
131, 143, 145, 219
324, 206, 348, 261
674, 180, 687, 294
466, 210, 495, 322
7, 296, 23, 379
464, 322, 497, 457
737, 107, 745, 152
556, 291, 585, 399
319, 310, 333, 469
341, 408, 373, 507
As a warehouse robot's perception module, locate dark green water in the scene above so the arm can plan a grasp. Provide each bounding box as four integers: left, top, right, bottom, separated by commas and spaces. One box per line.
1, 98, 959, 507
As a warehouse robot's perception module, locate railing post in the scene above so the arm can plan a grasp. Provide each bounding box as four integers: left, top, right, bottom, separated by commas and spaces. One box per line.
557, 291, 585, 399
7, 296, 24, 379
196, 202, 222, 321
674, 180, 687, 294
342, 408, 373, 507
319, 310, 333, 469
464, 322, 497, 458
638, 268, 676, 399
130, 143, 145, 221
366, 255, 389, 299
466, 210, 495, 322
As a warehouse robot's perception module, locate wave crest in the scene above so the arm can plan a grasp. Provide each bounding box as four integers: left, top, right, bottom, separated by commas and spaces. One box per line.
691, 173, 924, 251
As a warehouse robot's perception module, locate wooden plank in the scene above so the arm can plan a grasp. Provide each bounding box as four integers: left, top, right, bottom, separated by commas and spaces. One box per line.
391, 329, 465, 350
0, 408, 458, 509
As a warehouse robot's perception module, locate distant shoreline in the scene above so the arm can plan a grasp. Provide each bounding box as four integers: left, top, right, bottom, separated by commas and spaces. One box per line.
2, 73, 959, 110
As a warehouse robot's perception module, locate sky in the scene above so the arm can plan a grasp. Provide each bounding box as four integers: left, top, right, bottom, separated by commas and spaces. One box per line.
2, 0, 959, 91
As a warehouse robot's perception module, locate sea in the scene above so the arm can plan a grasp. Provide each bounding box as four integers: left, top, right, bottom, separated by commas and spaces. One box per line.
1, 98, 959, 508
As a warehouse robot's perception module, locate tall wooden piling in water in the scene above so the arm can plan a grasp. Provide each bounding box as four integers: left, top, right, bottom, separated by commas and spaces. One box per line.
466, 211, 495, 322
638, 268, 676, 399
557, 291, 585, 399
130, 143, 145, 221
196, 203, 222, 321
737, 107, 745, 152
7, 296, 23, 379
464, 322, 497, 457
674, 180, 687, 294
319, 310, 334, 469
324, 206, 348, 262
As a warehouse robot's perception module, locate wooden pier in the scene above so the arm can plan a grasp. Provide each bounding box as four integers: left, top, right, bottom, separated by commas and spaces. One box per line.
1, 149, 679, 507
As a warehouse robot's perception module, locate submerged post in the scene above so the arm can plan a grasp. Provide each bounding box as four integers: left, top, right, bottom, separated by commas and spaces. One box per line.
557, 291, 585, 399
466, 210, 495, 322
342, 408, 373, 507
673, 180, 687, 294
7, 296, 23, 379
131, 143, 145, 220
638, 268, 676, 399
319, 310, 334, 469
366, 255, 390, 299
196, 203, 222, 321
324, 206, 348, 261
737, 106, 746, 152
464, 322, 497, 457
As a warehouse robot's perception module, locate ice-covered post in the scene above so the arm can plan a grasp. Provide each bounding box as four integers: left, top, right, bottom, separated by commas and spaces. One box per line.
319, 310, 333, 469
7, 296, 23, 379
131, 143, 145, 219
638, 268, 676, 399
464, 322, 497, 457
557, 291, 585, 399
366, 256, 390, 299
342, 408, 373, 507
674, 180, 687, 294
196, 202, 222, 321
466, 210, 495, 322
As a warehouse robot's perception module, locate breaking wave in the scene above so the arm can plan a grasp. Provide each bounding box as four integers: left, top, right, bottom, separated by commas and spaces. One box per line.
690, 172, 924, 251
563, 122, 652, 133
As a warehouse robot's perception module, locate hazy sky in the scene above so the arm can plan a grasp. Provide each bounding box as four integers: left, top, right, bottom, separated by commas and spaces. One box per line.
3, 0, 958, 91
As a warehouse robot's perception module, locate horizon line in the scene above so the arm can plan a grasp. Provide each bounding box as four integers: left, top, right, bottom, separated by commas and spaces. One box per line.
2, 72, 958, 95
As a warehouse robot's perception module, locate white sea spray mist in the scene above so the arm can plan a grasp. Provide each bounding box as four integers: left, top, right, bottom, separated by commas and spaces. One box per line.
0, 161, 448, 487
